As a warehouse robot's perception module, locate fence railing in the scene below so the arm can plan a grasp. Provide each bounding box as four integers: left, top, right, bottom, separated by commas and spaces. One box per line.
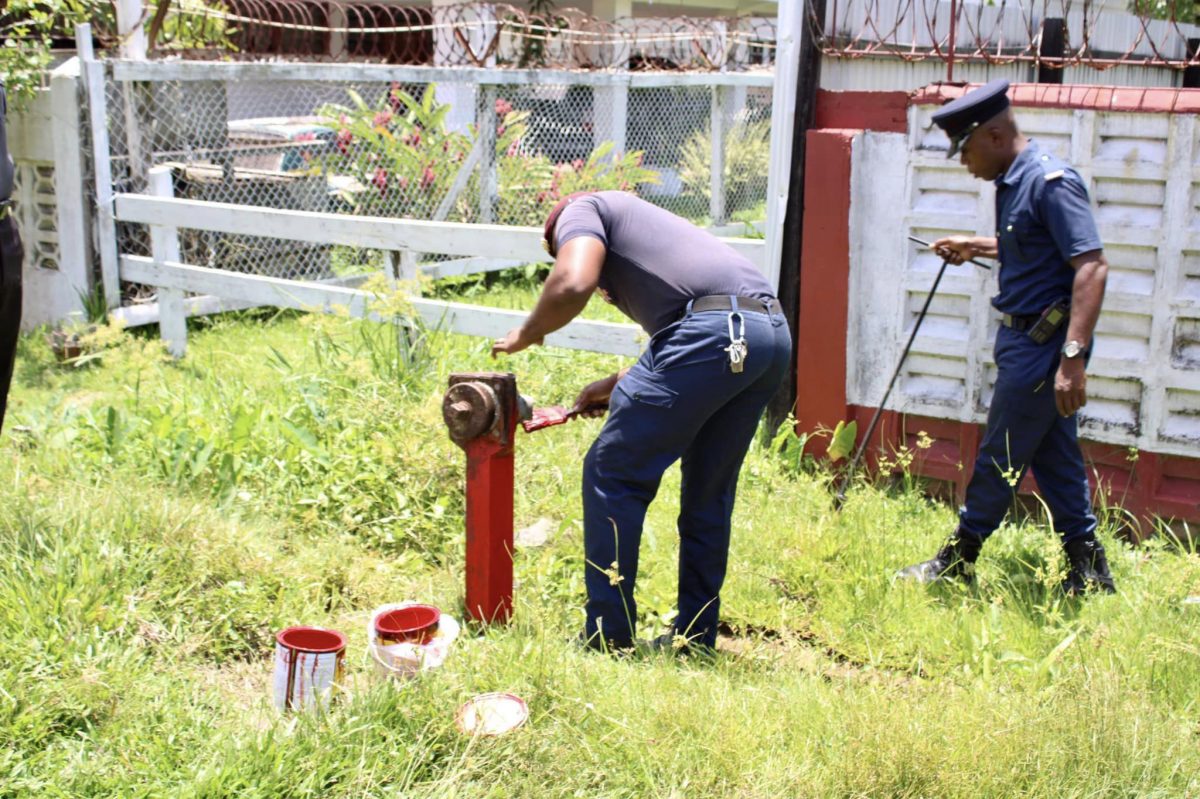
89, 55, 774, 311
115, 165, 767, 358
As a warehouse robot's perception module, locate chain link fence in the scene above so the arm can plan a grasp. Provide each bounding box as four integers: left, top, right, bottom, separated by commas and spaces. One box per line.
103, 64, 773, 289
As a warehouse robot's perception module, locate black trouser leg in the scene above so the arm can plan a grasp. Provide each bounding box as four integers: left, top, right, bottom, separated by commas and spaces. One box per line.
0, 216, 24, 434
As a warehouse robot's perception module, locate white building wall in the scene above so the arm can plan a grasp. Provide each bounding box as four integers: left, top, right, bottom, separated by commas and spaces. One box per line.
846, 104, 1200, 459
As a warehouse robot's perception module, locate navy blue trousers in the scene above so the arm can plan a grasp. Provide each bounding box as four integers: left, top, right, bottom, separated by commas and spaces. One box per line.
582, 301, 791, 649
958, 325, 1096, 544
0, 216, 21, 434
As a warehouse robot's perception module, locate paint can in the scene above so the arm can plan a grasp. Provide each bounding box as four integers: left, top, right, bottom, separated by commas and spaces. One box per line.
375, 604, 441, 644
273, 626, 347, 711
368, 602, 459, 678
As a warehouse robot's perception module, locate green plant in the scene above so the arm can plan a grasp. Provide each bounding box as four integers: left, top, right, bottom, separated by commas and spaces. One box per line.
678, 116, 772, 218
316, 84, 659, 224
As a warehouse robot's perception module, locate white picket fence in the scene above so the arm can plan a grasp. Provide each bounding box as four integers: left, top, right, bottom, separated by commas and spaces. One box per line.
120, 165, 768, 358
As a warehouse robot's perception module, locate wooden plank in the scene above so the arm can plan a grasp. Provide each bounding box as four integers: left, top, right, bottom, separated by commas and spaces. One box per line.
78, 24, 121, 309
118, 256, 646, 357
148, 167, 188, 357
113, 194, 768, 267
110, 60, 774, 88
421, 257, 525, 279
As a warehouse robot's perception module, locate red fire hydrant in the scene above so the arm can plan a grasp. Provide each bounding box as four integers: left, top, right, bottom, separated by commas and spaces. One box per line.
442, 373, 531, 624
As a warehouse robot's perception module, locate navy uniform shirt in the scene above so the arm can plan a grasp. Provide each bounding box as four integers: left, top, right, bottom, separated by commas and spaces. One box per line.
993, 140, 1102, 315
554, 191, 775, 335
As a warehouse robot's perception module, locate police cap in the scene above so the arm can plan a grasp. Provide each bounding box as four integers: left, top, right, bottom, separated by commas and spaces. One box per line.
930, 79, 1011, 158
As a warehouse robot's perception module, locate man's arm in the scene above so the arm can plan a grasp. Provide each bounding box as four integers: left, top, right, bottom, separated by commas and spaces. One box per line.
491, 236, 606, 357
931, 235, 998, 264
1054, 248, 1107, 417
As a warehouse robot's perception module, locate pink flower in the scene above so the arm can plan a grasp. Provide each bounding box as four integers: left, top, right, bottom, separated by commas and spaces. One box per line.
620, 181, 630, 191
373, 110, 392, 128
506, 141, 520, 158
336, 128, 353, 154
572, 159, 584, 172
372, 167, 388, 195
497, 125, 506, 137
420, 166, 436, 190
295, 132, 316, 142
495, 97, 513, 116
398, 176, 410, 189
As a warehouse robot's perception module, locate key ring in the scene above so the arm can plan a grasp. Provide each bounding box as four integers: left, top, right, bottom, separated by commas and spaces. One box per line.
727, 311, 744, 342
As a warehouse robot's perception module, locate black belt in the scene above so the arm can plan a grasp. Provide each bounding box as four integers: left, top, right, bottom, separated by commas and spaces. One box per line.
1001, 312, 1041, 332
690, 295, 782, 315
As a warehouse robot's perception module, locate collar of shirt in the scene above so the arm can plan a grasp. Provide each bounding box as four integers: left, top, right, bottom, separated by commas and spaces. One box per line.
995, 139, 1041, 189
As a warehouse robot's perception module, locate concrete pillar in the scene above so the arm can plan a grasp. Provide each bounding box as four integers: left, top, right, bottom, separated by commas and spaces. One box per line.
591, 0, 632, 155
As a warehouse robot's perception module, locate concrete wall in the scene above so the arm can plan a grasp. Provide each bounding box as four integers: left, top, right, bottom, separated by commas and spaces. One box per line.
7, 60, 93, 330
798, 86, 1200, 531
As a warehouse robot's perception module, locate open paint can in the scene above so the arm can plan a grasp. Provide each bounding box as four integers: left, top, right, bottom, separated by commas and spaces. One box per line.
368, 602, 460, 678
455, 692, 529, 736
273, 626, 347, 711
374, 604, 441, 644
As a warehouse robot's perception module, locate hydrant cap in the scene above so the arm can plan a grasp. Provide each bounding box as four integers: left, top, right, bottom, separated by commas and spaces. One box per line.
443, 381, 499, 441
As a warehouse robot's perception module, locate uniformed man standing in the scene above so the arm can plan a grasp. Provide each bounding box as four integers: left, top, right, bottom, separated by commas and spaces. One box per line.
898, 80, 1115, 595
493, 191, 791, 651
0, 82, 23, 435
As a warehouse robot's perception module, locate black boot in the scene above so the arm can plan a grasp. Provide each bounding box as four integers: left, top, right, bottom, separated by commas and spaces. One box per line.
1062, 536, 1116, 596
896, 533, 982, 584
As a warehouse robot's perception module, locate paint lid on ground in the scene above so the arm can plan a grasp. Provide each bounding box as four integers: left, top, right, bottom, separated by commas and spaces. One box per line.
455, 693, 529, 736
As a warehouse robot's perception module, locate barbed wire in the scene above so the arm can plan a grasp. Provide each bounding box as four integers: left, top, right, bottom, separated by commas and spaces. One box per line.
125, 0, 777, 71
811, 0, 1200, 72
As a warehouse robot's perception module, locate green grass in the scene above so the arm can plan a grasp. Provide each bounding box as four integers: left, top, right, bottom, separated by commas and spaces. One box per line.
3, 298, 1200, 798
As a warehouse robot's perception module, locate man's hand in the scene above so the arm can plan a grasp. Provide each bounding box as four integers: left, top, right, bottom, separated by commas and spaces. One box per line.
931, 235, 978, 266
1054, 358, 1087, 417
491, 327, 542, 358
572, 373, 620, 417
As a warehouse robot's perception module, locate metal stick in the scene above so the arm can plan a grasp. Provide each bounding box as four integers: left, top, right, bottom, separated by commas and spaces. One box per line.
907, 235, 993, 270
834, 256, 953, 508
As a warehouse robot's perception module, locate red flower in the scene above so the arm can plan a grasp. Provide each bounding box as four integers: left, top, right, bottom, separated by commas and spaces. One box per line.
420, 166, 436, 190
495, 97, 513, 116
336, 128, 353, 154
372, 167, 388, 196
535, 191, 547, 203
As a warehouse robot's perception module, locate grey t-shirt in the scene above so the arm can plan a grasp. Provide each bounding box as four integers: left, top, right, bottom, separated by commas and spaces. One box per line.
554, 191, 774, 334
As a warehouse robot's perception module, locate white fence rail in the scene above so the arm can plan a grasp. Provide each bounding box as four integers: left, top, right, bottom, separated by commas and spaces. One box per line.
114, 177, 768, 358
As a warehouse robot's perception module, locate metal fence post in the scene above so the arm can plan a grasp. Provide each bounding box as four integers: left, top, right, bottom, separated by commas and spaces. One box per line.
148, 166, 187, 357
478, 85, 498, 224
77, 24, 122, 310
710, 84, 728, 225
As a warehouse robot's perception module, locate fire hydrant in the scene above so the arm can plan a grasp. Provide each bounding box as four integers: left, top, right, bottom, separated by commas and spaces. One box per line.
442, 373, 532, 624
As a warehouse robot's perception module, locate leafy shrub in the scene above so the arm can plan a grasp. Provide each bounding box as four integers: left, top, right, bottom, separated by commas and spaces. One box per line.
315, 84, 659, 224
678, 116, 771, 218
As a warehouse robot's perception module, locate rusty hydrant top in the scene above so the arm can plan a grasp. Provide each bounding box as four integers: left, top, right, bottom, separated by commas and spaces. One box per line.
442, 372, 531, 448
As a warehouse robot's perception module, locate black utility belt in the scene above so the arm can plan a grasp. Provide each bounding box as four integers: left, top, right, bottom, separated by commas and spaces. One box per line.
690, 295, 782, 315
1001, 299, 1069, 344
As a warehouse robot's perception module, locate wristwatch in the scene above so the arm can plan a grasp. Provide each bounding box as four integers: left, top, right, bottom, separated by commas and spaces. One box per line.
1061, 339, 1087, 359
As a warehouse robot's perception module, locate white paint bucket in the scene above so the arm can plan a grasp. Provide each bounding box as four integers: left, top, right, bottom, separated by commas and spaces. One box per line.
273, 626, 347, 711
368, 602, 460, 679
